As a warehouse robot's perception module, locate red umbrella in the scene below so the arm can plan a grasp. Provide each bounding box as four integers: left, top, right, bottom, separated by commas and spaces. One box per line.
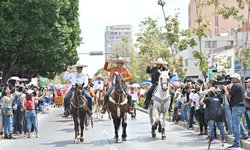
9, 76, 21, 81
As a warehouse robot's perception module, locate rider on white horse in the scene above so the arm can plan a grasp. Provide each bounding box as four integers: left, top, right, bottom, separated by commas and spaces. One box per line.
143, 58, 170, 109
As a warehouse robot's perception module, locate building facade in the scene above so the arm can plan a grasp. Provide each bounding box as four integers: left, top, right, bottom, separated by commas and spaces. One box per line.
189, 0, 248, 36
180, 36, 234, 79
105, 25, 133, 59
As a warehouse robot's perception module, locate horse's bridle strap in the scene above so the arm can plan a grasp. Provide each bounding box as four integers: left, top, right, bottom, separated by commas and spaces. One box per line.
152, 95, 170, 104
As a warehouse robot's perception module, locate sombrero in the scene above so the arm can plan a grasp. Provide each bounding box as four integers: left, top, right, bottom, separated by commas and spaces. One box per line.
111, 57, 128, 64
72, 62, 88, 68
96, 74, 104, 79
152, 58, 168, 65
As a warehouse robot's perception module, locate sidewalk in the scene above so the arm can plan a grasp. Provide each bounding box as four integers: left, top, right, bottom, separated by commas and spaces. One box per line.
136, 107, 250, 150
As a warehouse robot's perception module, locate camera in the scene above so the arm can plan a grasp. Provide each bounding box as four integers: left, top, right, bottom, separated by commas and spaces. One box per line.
215, 75, 231, 85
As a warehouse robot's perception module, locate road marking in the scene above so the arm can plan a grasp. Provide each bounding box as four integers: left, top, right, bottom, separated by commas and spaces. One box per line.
103, 129, 118, 150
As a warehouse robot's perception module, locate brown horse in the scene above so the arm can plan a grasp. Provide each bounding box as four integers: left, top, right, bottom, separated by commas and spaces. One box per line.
95, 89, 104, 118
107, 73, 128, 143
70, 83, 88, 143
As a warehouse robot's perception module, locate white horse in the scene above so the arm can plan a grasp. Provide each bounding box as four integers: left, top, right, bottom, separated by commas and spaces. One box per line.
149, 70, 170, 140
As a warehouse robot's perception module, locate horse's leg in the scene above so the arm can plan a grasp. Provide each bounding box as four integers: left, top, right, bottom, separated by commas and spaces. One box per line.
112, 115, 119, 142
149, 107, 157, 138
80, 111, 84, 142
122, 113, 127, 141
72, 111, 78, 143
161, 111, 167, 140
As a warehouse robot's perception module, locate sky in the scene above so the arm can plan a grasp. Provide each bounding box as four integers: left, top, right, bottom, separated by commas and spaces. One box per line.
77, 0, 190, 76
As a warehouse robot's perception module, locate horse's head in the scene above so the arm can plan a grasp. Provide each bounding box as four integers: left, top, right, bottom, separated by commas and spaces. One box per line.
75, 83, 84, 95
74, 83, 86, 106
114, 72, 123, 92
158, 70, 170, 91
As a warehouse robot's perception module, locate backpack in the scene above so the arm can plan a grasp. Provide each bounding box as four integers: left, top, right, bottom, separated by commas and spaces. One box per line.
12, 95, 22, 111
25, 99, 33, 111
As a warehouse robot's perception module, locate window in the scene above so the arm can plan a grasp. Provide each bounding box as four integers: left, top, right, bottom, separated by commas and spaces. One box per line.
227, 40, 234, 45
205, 41, 211, 48
205, 41, 217, 48
212, 41, 217, 48
185, 59, 188, 67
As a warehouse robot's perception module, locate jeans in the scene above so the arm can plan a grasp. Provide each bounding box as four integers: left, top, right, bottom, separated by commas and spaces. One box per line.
64, 87, 93, 111
25, 110, 38, 133
181, 105, 190, 122
13, 110, 24, 133
189, 106, 195, 128
245, 108, 250, 130
208, 120, 226, 140
0, 109, 3, 133
3, 108, 13, 134
195, 109, 207, 133
224, 104, 233, 134
232, 106, 249, 146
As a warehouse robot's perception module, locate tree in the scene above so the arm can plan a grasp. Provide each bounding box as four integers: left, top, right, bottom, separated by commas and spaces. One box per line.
158, 0, 196, 78
0, 0, 81, 82
189, 0, 212, 81
218, 0, 250, 80
136, 11, 193, 79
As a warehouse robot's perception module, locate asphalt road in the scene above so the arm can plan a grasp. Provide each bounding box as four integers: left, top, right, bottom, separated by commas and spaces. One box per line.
0, 107, 242, 150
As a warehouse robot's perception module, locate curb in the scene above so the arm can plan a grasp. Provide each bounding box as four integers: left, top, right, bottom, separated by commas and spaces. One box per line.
136, 107, 250, 150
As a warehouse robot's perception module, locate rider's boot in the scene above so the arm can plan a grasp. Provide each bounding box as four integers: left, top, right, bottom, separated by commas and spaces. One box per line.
143, 98, 150, 110
127, 96, 133, 114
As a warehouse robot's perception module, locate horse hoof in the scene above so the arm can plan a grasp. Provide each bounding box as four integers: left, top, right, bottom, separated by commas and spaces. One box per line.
122, 138, 126, 141
74, 139, 78, 144
80, 137, 84, 142
152, 134, 156, 138
115, 138, 119, 143
162, 136, 166, 140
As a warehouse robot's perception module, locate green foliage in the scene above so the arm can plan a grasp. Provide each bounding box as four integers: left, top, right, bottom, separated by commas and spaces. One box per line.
0, 0, 81, 82
217, 0, 250, 79
136, 10, 195, 79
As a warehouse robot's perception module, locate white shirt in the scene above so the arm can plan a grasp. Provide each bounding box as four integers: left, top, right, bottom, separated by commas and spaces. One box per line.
93, 80, 104, 90
174, 89, 181, 101
189, 92, 195, 107
63, 71, 88, 88
192, 93, 201, 110
130, 90, 139, 102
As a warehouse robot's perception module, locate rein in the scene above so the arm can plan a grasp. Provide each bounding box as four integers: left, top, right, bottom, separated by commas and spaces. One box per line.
71, 88, 87, 109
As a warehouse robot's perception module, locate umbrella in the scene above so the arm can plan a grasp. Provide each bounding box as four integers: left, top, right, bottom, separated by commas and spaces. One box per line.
20, 78, 29, 82
170, 74, 179, 82
9, 76, 20, 81
142, 81, 152, 87
131, 83, 140, 88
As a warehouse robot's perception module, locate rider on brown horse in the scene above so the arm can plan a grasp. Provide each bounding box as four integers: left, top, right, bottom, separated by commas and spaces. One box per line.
101, 57, 133, 114
93, 74, 104, 94
63, 62, 93, 116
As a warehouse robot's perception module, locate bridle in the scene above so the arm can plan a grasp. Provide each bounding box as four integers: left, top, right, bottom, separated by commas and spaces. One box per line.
71, 85, 87, 109
160, 76, 169, 91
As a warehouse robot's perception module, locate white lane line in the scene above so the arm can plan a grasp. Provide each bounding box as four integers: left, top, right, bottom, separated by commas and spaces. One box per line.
103, 129, 118, 150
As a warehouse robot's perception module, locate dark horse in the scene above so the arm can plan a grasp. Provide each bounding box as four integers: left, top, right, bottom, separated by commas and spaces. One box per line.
107, 73, 128, 143
70, 83, 88, 143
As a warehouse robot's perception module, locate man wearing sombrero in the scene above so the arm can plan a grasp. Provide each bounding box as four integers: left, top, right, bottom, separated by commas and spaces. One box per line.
63, 62, 93, 116
93, 74, 104, 94
143, 58, 168, 109
101, 57, 133, 114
